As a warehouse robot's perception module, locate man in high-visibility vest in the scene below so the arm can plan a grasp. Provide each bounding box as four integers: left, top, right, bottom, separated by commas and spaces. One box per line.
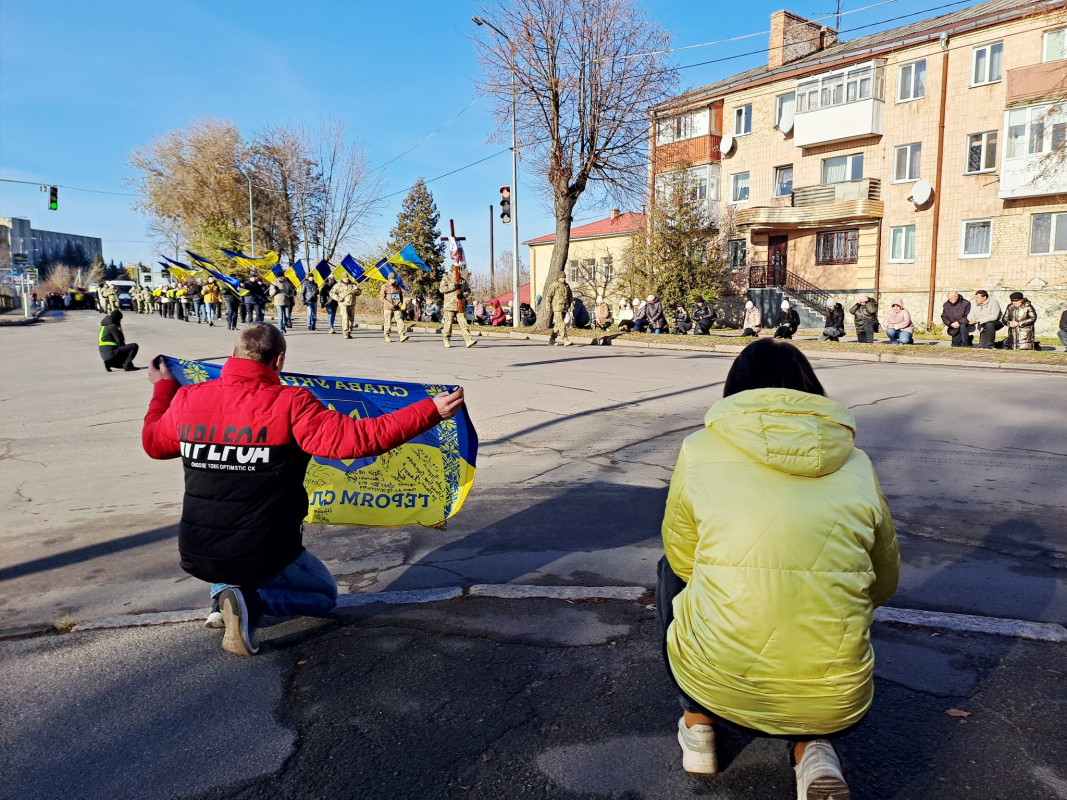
99, 310, 140, 372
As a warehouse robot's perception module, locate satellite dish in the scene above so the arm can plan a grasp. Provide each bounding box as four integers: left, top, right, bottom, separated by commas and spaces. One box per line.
908, 179, 933, 207
720, 132, 735, 155
778, 107, 794, 134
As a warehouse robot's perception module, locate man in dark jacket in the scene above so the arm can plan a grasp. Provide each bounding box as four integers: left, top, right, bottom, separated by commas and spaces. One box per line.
301, 275, 319, 331
849, 295, 878, 343
772, 301, 800, 339
692, 297, 716, 335
99, 310, 140, 371
142, 324, 465, 656
941, 291, 972, 347
319, 276, 338, 333
646, 294, 667, 333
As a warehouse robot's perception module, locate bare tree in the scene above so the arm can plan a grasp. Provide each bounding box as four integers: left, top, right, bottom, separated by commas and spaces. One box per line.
473, 0, 675, 327
313, 120, 386, 264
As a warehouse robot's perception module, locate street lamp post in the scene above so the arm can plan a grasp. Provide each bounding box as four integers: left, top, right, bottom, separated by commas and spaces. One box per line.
472, 16, 520, 329
219, 164, 255, 257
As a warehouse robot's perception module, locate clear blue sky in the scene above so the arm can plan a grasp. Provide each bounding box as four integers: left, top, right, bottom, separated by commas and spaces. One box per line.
0, 0, 947, 273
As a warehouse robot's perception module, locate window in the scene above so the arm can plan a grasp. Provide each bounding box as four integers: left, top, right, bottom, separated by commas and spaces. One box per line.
599, 257, 614, 283
655, 109, 710, 145
1044, 28, 1066, 62
728, 239, 747, 268
580, 258, 596, 282
795, 61, 885, 112
898, 60, 926, 101
773, 165, 794, 197
730, 172, 750, 202
1030, 212, 1067, 254
567, 261, 579, 282
775, 93, 795, 128
961, 219, 992, 258
733, 104, 752, 135
893, 143, 922, 181
822, 153, 864, 183
889, 225, 916, 262
1006, 104, 1067, 159
965, 131, 998, 173
971, 42, 1003, 86
816, 229, 859, 264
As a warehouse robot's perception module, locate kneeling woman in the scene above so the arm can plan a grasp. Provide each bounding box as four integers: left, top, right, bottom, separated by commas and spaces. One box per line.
658, 338, 898, 799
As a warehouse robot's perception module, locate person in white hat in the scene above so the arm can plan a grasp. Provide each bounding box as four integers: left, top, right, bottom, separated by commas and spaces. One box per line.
819, 299, 845, 341
741, 300, 762, 337
773, 300, 800, 339
617, 299, 635, 332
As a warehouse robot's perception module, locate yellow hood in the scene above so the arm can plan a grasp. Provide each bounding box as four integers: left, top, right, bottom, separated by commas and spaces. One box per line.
704, 388, 856, 477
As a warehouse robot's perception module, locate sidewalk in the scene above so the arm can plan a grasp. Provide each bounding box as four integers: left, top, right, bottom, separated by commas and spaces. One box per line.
2, 592, 1065, 800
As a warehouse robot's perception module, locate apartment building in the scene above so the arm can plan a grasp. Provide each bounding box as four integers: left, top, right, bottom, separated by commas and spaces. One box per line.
651, 0, 1067, 333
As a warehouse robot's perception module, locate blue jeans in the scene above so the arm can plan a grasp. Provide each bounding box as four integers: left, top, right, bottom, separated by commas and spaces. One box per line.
277, 305, 292, 332
193, 299, 206, 322
306, 301, 318, 330
326, 306, 337, 330
211, 550, 338, 619
886, 328, 912, 344
226, 300, 239, 329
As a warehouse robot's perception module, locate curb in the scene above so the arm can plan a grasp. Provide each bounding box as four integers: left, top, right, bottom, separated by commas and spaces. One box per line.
33, 588, 1065, 644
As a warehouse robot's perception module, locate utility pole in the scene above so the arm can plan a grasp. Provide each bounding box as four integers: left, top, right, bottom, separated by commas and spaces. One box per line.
489, 205, 495, 292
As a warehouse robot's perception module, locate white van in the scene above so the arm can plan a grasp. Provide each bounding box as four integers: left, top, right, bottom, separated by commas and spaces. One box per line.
107, 280, 138, 310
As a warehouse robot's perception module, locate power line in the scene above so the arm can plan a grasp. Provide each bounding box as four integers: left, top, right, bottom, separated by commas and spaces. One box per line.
0, 177, 137, 196
378, 148, 512, 200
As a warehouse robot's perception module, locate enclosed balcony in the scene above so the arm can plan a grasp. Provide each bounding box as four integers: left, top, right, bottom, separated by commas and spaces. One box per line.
998, 104, 1067, 199
792, 60, 886, 147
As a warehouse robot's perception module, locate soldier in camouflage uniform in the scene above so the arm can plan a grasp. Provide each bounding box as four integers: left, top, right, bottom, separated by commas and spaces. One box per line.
439, 269, 476, 348
329, 275, 362, 339
101, 283, 118, 314
379, 273, 408, 343
545, 274, 574, 346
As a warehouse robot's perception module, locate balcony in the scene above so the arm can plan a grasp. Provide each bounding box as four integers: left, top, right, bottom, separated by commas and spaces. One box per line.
736, 179, 883, 230
998, 105, 1067, 199
792, 60, 887, 148
1006, 62, 1067, 107
654, 134, 722, 169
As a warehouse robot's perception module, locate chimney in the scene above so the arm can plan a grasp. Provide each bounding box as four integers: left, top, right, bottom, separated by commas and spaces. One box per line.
768, 10, 838, 70
610, 209, 621, 219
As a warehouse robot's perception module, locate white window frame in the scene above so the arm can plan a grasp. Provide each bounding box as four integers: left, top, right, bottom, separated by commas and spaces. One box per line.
888, 225, 916, 263
775, 92, 795, 128
728, 239, 747, 269
772, 165, 793, 197
795, 60, 885, 113
964, 131, 998, 174
567, 261, 580, 283
1005, 103, 1067, 159
960, 219, 993, 259
1029, 212, 1067, 255
1043, 28, 1066, 62
971, 42, 1003, 86
821, 153, 864, 184
730, 172, 750, 203
599, 256, 614, 283
733, 104, 752, 135
893, 143, 922, 182
655, 109, 710, 146
897, 59, 926, 102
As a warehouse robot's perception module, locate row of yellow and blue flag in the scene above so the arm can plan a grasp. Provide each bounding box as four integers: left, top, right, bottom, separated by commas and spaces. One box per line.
157, 244, 431, 295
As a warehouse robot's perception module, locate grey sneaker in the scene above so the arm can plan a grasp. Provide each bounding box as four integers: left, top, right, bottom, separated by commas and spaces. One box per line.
677, 716, 717, 775
219, 588, 259, 656
795, 739, 850, 800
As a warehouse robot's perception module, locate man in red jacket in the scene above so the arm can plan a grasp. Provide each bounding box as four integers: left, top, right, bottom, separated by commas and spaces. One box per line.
142, 324, 464, 656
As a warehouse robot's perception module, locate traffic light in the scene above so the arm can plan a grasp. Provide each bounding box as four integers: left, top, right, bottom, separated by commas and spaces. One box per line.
499, 185, 512, 224
48, 186, 58, 211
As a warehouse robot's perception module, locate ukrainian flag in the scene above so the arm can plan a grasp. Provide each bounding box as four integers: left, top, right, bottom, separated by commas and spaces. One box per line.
283, 259, 307, 289
339, 254, 368, 283
310, 259, 332, 286
384, 243, 431, 272
220, 248, 280, 274
374, 258, 408, 291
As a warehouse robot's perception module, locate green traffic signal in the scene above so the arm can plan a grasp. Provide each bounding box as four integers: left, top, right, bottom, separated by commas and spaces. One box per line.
48, 186, 58, 211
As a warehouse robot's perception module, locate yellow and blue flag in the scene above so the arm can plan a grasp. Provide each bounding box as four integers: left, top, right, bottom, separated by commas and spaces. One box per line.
159, 356, 478, 529
160, 255, 202, 282
220, 249, 280, 276
283, 259, 307, 289
385, 243, 431, 272
339, 254, 368, 283
310, 259, 332, 286
374, 258, 408, 291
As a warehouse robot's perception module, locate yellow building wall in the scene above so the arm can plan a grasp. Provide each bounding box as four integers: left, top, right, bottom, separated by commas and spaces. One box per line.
527, 231, 637, 307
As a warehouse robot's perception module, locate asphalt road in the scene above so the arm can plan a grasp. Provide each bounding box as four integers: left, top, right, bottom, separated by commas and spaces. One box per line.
1, 309, 1065, 800
1, 309, 1063, 633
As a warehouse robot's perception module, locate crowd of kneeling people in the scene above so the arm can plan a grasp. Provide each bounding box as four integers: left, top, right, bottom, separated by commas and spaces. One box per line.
111, 274, 1063, 351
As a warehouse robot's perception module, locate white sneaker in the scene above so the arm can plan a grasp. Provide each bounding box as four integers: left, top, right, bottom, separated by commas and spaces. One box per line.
677, 716, 717, 775
205, 611, 224, 629
795, 739, 850, 800
219, 588, 259, 656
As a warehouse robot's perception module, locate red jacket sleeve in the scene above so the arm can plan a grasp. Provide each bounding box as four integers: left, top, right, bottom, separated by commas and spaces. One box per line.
289, 391, 442, 459
142, 379, 182, 459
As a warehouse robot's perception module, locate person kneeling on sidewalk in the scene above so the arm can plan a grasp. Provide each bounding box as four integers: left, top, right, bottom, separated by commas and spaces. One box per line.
99, 310, 140, 371
659, 339, 898, 797
141, 324, 465, 656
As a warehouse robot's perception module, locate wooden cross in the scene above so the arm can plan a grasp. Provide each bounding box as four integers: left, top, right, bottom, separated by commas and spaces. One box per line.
440, 219, 467, 302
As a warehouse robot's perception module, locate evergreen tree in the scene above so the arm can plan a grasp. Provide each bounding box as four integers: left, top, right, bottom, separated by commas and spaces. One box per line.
386, 178, 445, 299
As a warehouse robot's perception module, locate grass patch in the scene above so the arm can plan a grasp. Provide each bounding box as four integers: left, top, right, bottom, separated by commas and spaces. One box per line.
53, 615, 77, 633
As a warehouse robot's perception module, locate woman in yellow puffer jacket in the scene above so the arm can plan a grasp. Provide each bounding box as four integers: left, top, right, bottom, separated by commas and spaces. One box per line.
660, 338, 898, 799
